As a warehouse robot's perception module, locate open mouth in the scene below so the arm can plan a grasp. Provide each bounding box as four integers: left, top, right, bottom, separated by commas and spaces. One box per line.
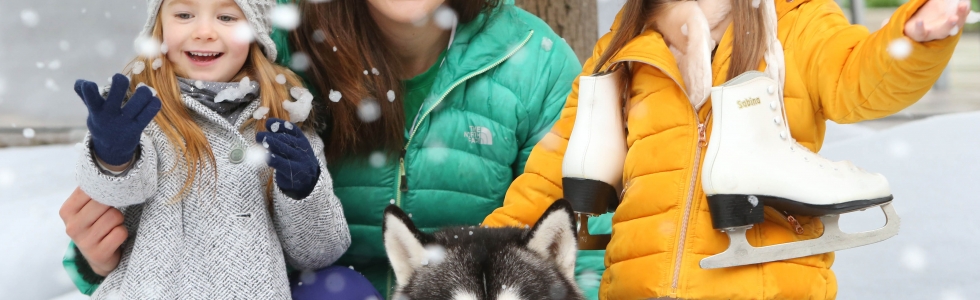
186, 51, 223, 63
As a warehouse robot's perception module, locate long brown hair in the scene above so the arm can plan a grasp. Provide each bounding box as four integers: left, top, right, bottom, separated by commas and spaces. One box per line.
124, 16, 306, 199
593, 0, 766, 81
290, 0, 499, 161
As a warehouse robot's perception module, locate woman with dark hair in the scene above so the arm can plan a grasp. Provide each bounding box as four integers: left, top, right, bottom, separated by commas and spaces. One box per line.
59, 0, 590, 298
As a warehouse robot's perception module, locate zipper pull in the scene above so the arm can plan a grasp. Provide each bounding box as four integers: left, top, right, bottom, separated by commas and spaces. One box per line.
697, 122, 708, 148
399, 150, 408, 193
784, 211, 804, 235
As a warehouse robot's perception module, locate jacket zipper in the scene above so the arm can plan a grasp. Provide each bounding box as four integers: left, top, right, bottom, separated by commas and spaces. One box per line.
672, 110, 710, 292
395, 30, 535, 206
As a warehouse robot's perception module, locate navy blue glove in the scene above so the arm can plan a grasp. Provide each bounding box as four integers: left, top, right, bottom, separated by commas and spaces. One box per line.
75, 73, 161, 166
257, 118, 320, 199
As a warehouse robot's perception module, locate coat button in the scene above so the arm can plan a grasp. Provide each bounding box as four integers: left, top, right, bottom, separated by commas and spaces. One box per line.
229, 146, 245, 164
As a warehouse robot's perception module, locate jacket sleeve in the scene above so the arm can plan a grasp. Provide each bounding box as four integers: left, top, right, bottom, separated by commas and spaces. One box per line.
796, 0, 960, 123
271, 127, 351, 271
511, 35, 581, 176
76, 132, 158, 207
485, 33, 610, 228
62, 241, 103, 296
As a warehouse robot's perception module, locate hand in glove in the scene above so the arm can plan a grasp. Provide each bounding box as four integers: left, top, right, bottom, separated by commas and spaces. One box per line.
257, 118, 320, 199
75, 73, 162, 166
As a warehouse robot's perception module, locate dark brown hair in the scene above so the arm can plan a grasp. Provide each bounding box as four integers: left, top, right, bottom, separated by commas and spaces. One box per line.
290, 0, 500, 161
593, 0, 766, 81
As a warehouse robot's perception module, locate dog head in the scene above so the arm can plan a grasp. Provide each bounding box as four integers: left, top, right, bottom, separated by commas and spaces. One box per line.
382, 200, 582, 300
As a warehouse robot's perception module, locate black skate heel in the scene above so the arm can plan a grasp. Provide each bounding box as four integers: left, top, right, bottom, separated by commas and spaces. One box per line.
707, 194, 765, 230
563, 177, 619, 250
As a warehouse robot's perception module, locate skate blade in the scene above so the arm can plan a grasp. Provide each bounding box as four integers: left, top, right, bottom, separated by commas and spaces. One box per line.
700, 202, 900, 269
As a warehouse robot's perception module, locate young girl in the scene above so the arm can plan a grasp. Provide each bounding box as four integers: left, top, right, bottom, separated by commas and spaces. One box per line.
72, 0, 350, 298
485, 0, 969, 299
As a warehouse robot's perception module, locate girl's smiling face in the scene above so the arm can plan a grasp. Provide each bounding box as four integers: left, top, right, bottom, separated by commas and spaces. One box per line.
160, 0, 250, 82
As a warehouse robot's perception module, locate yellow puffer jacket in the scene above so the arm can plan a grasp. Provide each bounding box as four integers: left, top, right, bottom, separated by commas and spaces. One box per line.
483, 0, 960, 298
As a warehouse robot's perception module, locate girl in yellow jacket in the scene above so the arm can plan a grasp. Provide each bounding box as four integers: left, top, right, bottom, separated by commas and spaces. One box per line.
483, 0, 971, 298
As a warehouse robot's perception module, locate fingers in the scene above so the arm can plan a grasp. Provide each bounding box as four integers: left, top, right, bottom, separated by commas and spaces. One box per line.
90, 208, 125, 245
98, 226, 128, 256
121, 87, 153, 119
67, 198, 113, 240
78, 81, 106, 111
135, 96, 162, 126
265, 118, 303, 137
59, 187, 92, 225
104, 74, 131, 114
257, 132, 302, 160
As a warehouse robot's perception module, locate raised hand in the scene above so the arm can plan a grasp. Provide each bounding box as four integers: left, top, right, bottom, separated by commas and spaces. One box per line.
904, 0, 971, 42
75, 73, 161, 166
256, 118, 320, 199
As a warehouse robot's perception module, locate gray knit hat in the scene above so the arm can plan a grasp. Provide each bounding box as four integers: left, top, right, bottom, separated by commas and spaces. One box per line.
139, 0, 278, 61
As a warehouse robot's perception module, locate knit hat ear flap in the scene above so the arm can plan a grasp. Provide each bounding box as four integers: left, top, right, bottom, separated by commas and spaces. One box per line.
138, 0, 279, 61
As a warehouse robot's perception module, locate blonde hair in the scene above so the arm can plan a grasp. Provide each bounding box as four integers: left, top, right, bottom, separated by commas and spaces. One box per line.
123, 16, 308, 200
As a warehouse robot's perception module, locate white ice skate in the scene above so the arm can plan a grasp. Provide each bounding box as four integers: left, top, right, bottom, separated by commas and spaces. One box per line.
561, 67, 627, 250
699, 71, 900, 269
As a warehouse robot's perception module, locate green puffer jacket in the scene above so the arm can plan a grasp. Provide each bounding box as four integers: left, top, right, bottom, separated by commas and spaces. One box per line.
326, 4, 610, 298
63, 3, 612, 299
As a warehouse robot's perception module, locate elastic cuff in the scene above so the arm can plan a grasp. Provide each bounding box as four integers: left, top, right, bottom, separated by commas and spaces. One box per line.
73, 245, 107, 285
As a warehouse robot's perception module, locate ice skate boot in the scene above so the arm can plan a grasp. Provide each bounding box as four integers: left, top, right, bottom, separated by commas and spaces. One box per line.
562, 68, 627, 250
699, 71, 900, 269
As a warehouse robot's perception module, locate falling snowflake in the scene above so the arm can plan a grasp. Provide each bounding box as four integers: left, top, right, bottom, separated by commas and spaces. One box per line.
328, 89, 342, 102
390, 199, 396, 204
284, 121, 293, 130
752, 0, 761, 8
332, 46, 337, 52
290, 52, 310, 71
253, 106, 270, 119
134, 35, 162, 58
276, 74, 287, 84
194, 80, 204, 89
901, 245, 927, 271
312, 29, 326, 43
363, 70, 369, 75
45, 78, 59, 91
949, 26, 959, 37
271, 4, 301, 30
239, 76, 251, 92
160, 43, 169, 54
215, 87, 245, 103
967, 11, 980, 24
681, 24, 689, 36
21, 10, 39, 27
245, 145, 270, 166
469, 231, 473, 235
234, 23, 255, 44
23, 128, 35, 139
433, 5, 457, 29
424, 245, 447, 266
271, 122, 280, 133
358, 98, 381, 123
132, 61, 146, 74
36, 62, 45, 69
371, 68, 380, 75
541, 37, 553, 51
387, 90, 396, 102
262, 137, 270, 149
59, 40, 70, 51
152, 58, 163, 70
137, 83, 158, 97
369, 151, 387, 168
887, 38, 912, 60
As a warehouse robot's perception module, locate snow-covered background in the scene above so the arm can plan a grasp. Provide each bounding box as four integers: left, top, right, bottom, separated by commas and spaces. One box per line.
3, 0, 979, 299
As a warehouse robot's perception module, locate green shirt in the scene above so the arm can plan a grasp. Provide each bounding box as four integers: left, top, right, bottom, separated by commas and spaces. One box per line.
402, 50, 446, 127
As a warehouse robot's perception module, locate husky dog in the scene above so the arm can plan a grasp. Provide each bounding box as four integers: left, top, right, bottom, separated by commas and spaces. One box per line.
382, 200, 584, 300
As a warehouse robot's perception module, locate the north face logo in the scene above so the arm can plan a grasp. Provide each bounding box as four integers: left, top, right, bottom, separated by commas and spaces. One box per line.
464, 126, 493, 145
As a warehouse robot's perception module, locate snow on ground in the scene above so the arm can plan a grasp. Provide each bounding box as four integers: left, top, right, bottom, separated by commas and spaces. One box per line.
822, 111, 980, 300
0, 144, 82, 300
2, 113, 979, 299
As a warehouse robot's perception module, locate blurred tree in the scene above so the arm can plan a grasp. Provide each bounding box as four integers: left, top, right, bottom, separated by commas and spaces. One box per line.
515, 0, 598, 63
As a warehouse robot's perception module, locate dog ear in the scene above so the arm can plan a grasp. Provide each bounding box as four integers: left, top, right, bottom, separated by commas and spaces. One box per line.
524, 199, 578, 282
383, 205, 427, 287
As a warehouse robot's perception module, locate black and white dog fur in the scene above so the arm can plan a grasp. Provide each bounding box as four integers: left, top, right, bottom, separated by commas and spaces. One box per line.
383, 200, 584, 300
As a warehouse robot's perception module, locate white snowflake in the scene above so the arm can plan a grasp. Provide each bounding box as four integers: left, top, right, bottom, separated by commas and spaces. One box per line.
194, 80, 204, 89
284, 121, 293, 130
290, 52, 311, 71
215, 87, 245, 103
253, 106, 270, 119
59, 40, 70, 51
239, 76, 251, 92
271, 122, 280, 133
369, 151, 387, 168
887, 38, 912, 60
134, 35, 162, 58
97, 39, 116, 58
245, 145, 270, 166
967, 11, 980, 24
276, 74, 287, 84
262, 137, 270, 149
45, 78, 59, 91
22, 128, 35, 139
312, 29, 326, 43
328, 89, 342, 102
271, 4, 301, 30
332, 46, 337, 52
541, 37, 553, 51
433, 5, 457, 29
132, 61, 146, 75
681, 24, 688, 36
21, 10, 39, 27
152, 58, 163, 70
234, 23, 256, 44
752, 0, 761, 8
387, 90, 396, 102
160, 43, 169, 54
371, 68, 380, 75
36, 62, 45, 69
358, 98, 381, 123
901, 245, 927, 271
